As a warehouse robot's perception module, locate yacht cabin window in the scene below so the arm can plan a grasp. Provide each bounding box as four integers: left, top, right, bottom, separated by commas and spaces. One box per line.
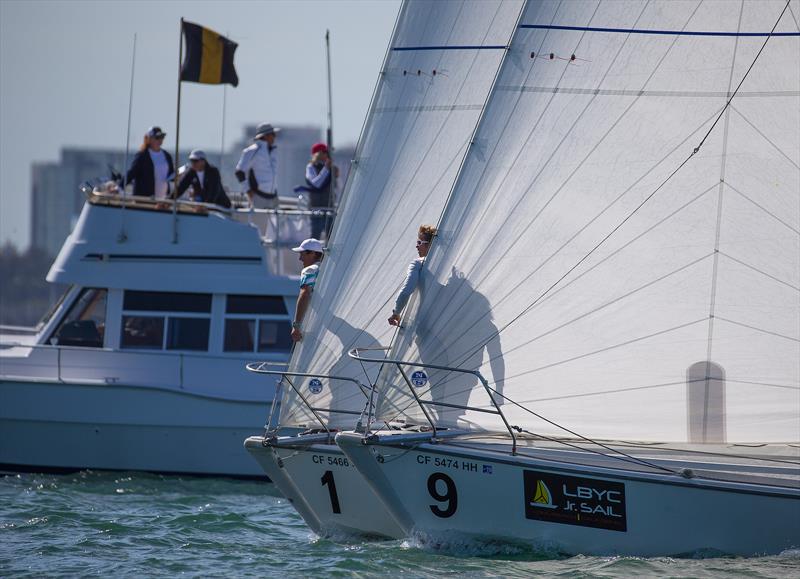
223, 294, 291, 353
49, 288, 107, 348
120, 291, 211, 351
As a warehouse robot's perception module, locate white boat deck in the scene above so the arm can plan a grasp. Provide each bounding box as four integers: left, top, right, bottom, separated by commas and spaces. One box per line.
374, 429, 800, 490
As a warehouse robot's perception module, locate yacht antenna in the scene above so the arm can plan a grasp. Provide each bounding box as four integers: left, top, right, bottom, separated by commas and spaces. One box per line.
119, 32, 137, 243
219, 30, 229, 169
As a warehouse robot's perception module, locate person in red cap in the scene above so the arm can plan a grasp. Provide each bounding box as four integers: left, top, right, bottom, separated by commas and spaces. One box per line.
305, 142, 336, 240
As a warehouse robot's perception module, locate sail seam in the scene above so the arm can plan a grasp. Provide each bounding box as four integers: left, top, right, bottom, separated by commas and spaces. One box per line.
718, 251, 800, 291
374, 104, 484, 112
518, 24, 800, 37
703, 0, 745, 443
730, 106, 800, 170
392, 45, 507, 51
714, 316, 800, 342
725, 186, 800, 237
496, 85, 800, 98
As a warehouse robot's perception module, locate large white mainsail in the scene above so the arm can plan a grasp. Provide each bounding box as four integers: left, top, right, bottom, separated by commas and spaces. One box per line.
375, 0, 800, 445
280, 0, 525, 430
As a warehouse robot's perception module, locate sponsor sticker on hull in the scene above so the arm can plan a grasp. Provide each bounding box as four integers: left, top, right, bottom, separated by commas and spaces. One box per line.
523, 470, 627, 532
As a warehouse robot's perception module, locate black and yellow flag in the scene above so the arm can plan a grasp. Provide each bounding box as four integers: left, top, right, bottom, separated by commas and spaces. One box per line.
180, 21, 239, 87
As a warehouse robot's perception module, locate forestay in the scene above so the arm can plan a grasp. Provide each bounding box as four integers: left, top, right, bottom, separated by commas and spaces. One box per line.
279, 0, 525, 429
377, 0, 800, 444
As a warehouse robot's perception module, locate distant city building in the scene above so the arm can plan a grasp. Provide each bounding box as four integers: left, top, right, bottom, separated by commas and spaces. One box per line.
30, 125, 356, 258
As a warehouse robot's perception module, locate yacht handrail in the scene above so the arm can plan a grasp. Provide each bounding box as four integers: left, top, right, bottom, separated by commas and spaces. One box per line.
0, 340, 288, 392
246, 362, 372, 439
348, 346, 517, 453
85, 188, 337, 219
84, 187, 234, 216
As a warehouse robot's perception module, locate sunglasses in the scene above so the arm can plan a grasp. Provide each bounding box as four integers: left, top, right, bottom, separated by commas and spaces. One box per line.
416, 239, 430, 246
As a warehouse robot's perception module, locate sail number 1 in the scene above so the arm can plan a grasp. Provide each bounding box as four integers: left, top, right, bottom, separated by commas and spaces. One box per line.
321, 470, 341, 514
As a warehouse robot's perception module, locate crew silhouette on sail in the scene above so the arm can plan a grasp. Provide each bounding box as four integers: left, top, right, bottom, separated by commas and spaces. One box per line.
325, 314, 383, 424
414, 267, 505, 425
387, 224, 505, 425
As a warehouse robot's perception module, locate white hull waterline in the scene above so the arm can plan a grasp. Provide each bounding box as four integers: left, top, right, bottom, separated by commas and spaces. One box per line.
337, 431, 800, 556
1, 379, 272, 477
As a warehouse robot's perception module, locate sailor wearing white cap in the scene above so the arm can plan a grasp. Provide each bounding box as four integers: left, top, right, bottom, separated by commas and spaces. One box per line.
290, 238, 324, 342
235, 122, 281, 209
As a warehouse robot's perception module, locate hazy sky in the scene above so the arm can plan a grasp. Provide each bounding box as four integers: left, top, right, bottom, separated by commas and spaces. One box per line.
0, 0, 400, 249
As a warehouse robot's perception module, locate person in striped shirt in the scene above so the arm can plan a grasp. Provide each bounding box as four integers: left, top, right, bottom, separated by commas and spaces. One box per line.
291, 238, 324, 342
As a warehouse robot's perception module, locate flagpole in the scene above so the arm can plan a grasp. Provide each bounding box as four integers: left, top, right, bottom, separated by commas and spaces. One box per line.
325, 29, 335, 210
172, 17, 184, 243
220, 83, 227, 169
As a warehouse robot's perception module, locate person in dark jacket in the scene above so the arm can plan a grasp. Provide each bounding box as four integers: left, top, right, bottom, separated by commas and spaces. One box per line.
305, 142, 336, 240
125, 126, 175, 198
174, 150, 231, 208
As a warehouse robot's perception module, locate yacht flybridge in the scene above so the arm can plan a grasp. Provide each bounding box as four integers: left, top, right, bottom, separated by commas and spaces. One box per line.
1, 190, 330, 477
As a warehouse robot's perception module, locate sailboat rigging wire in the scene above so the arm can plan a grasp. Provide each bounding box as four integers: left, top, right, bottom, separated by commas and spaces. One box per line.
471, 0, 793, 351
119, 32, 137, 243
492, 390, 681, 475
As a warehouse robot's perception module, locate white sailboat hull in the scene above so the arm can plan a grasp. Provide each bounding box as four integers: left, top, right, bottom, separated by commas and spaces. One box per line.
244, 435, 404, 539
0, 380, 270, 477
337, 433, 800, 556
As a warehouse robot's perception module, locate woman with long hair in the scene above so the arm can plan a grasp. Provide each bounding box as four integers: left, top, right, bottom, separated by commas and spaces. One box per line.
125, 126, 174, 198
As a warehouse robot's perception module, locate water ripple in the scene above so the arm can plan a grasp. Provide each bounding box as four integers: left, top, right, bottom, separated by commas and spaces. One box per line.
1, 471, 798, 578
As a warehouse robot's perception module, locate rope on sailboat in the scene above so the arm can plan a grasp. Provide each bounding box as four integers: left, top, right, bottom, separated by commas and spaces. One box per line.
492, 390, 682, 476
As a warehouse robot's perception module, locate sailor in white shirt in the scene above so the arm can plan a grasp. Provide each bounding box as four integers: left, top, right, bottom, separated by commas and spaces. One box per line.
235, 122, 280, 209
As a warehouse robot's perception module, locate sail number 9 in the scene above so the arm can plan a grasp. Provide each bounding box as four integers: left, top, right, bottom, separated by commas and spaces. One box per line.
427, 472, 458, 518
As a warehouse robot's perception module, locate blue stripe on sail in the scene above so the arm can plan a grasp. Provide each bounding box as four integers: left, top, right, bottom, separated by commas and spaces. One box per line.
392, 45, 507, 51
519, 24, 800, 37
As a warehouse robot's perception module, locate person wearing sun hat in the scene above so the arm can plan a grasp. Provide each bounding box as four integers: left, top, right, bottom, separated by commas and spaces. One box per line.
125, 126, 175, 198
235, 122, 281, 209
290, 238, 324, 342
174, 149, 231, 208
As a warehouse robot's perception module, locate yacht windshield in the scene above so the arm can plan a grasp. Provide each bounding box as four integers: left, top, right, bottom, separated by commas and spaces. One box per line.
35, 285, 73, 331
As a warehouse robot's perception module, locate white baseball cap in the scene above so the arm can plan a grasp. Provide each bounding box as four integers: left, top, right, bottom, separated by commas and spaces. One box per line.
291, 238, 324, 253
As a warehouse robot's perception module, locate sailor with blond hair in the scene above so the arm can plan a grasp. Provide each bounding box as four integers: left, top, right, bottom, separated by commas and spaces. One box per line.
388, 224, 436, 327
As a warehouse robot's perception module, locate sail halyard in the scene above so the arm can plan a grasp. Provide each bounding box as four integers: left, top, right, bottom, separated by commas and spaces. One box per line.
278, 0, 526, 430
374, 0, 800, 445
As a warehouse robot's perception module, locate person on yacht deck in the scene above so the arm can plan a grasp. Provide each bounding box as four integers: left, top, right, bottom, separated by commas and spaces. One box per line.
388, 224, 436, 327
125, 126, 175, 199
305, 142, 336, 240
290, 238, 324, 342
174, 149, 231, 208
235, 122, 280, 209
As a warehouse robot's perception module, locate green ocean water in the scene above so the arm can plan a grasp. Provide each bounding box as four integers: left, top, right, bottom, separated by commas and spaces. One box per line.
1, 470, 798, 578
